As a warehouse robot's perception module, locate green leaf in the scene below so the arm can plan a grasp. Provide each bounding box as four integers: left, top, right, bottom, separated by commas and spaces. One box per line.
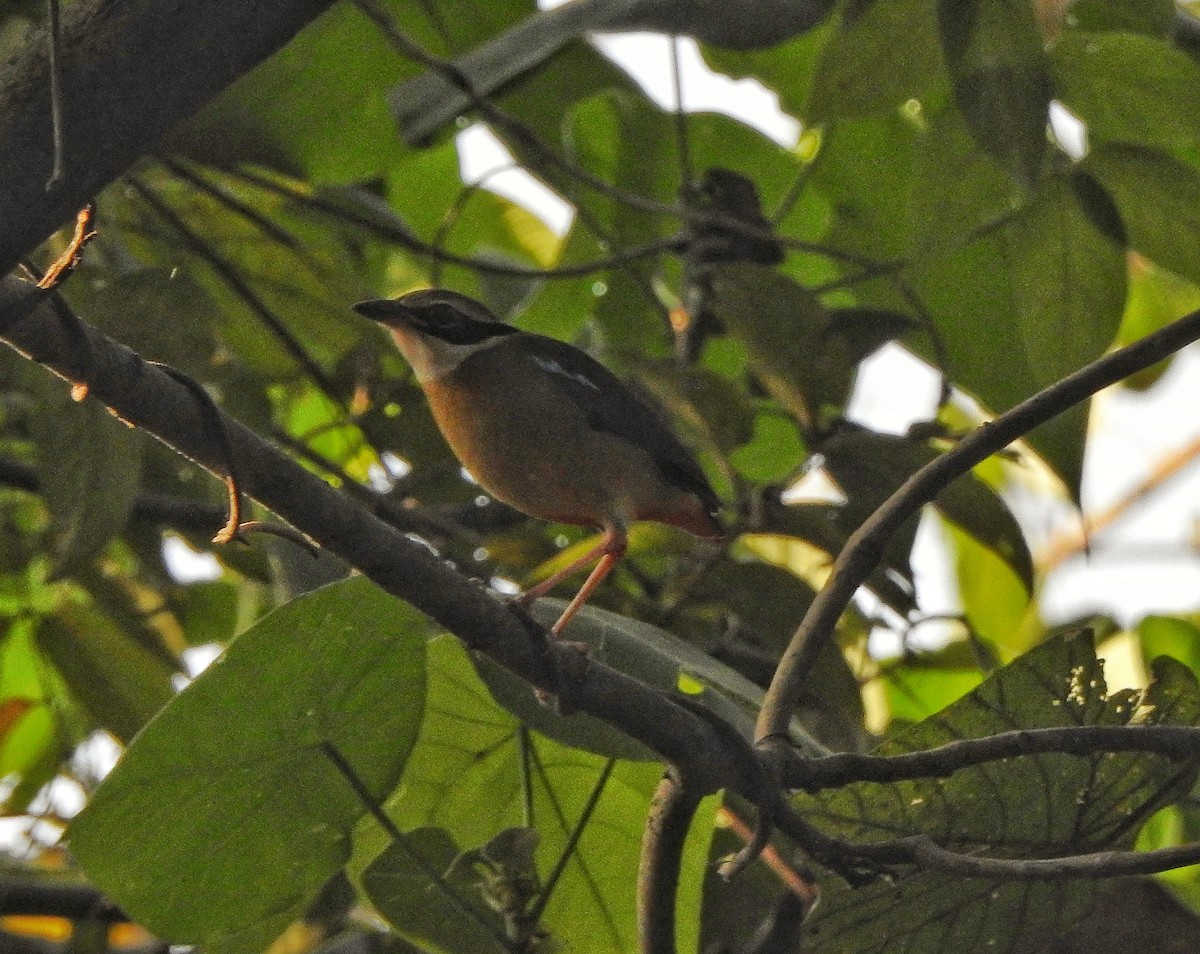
802, 632, 1200, 952
912, 172, 1127, 495
937, 0, 1053, 185
882, 642, 986, 725
362, 635, 716, 954
1139, 615, 1200, 682
1116, 256, 1200, 390
943, 516, 1031, 649
909, 100, 1025, 255
809, 0, 948, 120
807, 110, 923, 262
1067, 0, 1175, 35
364, 827, 511, 954
1081, 143, 1200, 287
36, 603, 176, 743
69, 577, 427, 953
31, 389, 141, 579
1052, 31, 1200, 150
171, 0, 534, 179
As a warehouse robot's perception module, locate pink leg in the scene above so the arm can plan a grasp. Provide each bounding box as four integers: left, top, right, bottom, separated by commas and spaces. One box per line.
515, 525, 627, 636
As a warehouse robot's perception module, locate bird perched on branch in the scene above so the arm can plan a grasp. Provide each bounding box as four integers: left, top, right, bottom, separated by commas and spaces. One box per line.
354, 288, 722, 635
390, 0, 836, 144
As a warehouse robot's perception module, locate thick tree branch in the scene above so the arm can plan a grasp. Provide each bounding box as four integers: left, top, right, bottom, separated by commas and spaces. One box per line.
0, 275, 749, 799
756, 305, 1200, 747
0, 0, 338, 274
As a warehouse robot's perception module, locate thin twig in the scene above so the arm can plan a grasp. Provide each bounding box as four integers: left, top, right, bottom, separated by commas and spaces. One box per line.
717, 805, 817, 904
44, 0, 65, 190
669, 36, 691, 189
36, 205, 95, 291
126, 175, 342, 401
788, 724, 1200, 791
756, 303, 1200, 747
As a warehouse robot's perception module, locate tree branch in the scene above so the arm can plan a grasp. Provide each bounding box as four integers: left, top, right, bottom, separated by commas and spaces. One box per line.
773, 795, 1200, 881
788, 724, 1200, 791
756, 304, 1200, 747
638, 769, 703, 954
0, 275, 752, 801
0, 0, 338, 274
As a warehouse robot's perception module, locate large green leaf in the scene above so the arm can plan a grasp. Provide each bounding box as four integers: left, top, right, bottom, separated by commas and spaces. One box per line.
359, 635, 715, 954
1081, 144, 1200, 288
1052, 31, 1200, 150
809, 0, 948, 120
937, 0, 1053, 186
36, 603, 176, 743
912, 172, 1127, 495
69, 577, 427, 953
802, 632, 1200, 953
170, 0, 536, 181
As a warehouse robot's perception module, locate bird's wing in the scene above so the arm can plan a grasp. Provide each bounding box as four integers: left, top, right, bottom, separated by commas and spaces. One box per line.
516, 334, 720, 514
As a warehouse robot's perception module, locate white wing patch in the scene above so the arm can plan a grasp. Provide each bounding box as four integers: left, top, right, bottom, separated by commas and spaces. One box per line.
531, 355, 601, 391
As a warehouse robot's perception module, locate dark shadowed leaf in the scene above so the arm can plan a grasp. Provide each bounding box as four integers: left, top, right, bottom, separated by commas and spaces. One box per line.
802, 632, 1200, 953
364, 827, 511, 954
937, 0, 1053, 186
31, 387, 141, 579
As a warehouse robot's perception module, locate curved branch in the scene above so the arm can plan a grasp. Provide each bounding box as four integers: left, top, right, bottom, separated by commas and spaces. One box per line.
638, 769, 703, 954
756, 304, 1200, 746
772, 799, 1200, 884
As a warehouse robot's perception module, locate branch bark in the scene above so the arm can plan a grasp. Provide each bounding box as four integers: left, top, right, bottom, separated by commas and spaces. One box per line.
0, 0, 337, 274
0, 276, 750, 799
756, 304, 1200, 747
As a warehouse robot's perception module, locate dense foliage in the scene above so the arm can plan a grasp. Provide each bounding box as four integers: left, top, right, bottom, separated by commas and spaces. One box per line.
5, 0, 1200, 952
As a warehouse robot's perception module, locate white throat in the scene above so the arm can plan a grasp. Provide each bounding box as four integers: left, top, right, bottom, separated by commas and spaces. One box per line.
388, 326, 508, 383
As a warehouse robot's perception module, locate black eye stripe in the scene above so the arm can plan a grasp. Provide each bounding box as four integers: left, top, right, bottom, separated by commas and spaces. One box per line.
419, 304, 519, 345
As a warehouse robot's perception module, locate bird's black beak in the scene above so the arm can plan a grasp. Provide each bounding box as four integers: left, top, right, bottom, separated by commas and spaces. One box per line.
352, 298, 413, 328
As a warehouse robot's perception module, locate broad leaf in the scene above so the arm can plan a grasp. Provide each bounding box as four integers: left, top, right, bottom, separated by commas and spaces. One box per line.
801, 632, 1200, 953
69, 577, 427, 953
912, 172, 1127, 495
1052, 31, 1200, 150
360, 635, 716, 954
937, 0, 1053, 186
31, 386, 141, 579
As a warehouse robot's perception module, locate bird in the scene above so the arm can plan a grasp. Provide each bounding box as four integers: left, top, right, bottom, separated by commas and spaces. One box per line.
389, 0, 836, 145
354, 288, 723, 636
